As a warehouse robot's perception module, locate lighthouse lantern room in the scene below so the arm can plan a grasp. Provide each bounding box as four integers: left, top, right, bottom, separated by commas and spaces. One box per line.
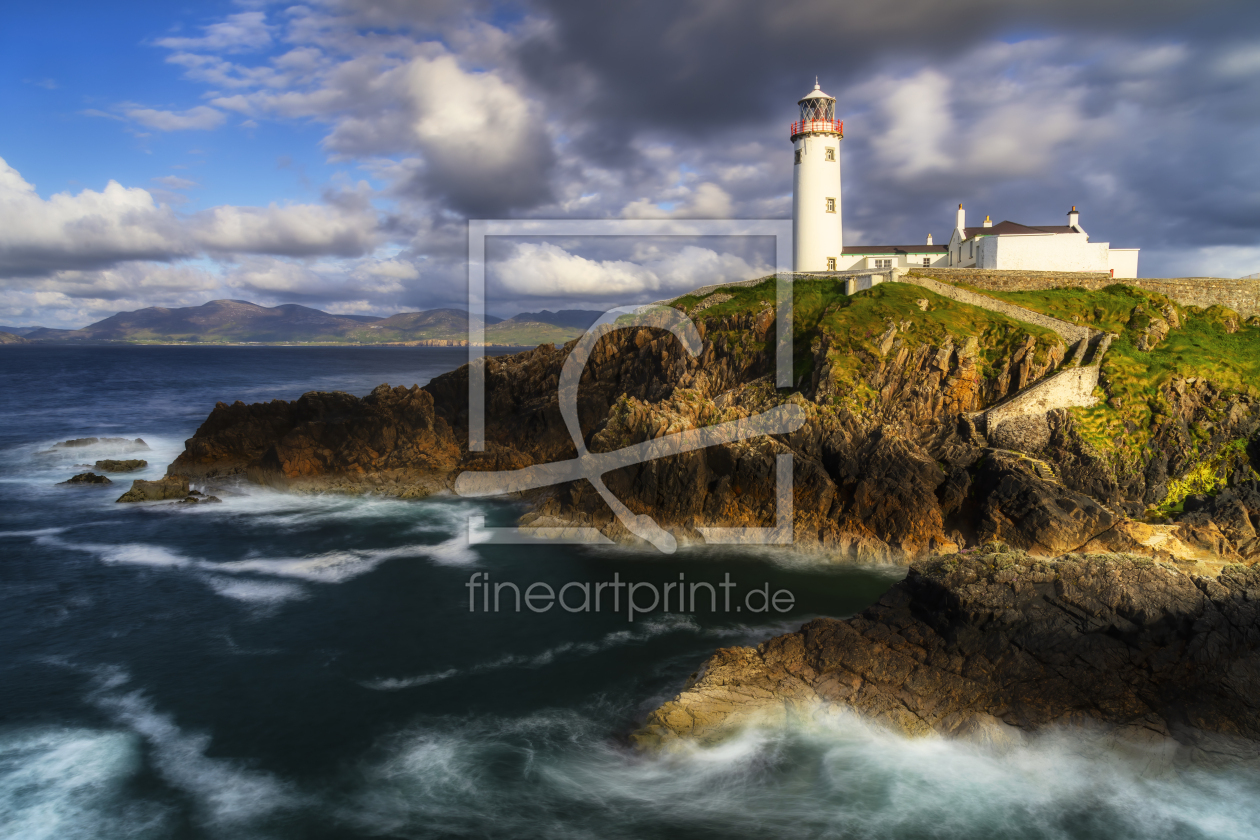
791, 80, 844, 272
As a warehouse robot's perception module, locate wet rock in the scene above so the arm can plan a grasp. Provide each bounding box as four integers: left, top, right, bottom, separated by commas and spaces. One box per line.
51, 437, 149, 451
94, 459, 147, 472
59, 472, 112, 485
116, 475, 190, 503
635, 549, 1260, 756
176, 494, 222, 505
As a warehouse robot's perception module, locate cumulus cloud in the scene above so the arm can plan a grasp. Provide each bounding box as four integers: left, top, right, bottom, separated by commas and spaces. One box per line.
193, 200, 379, 258
201, 48, 557, 215
0, 157, 187, 277
490, 241, 767, 299
0, 158, 381, 280
622, 183, 735, 219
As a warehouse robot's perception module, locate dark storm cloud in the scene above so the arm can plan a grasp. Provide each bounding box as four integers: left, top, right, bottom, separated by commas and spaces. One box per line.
518, 0, 1257, 135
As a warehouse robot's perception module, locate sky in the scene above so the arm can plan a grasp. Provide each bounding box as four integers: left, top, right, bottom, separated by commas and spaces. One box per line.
1, 0, 1259, 328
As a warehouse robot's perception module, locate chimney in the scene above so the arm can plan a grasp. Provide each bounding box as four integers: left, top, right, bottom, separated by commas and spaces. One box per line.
955, 203, 965, 233
1067, 205, 1080, 229
983, 215, 992, 228
926, 233, 933, 245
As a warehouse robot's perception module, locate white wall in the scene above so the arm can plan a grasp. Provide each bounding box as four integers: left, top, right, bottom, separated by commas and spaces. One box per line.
976, 232, 1110, 272
1108, 249, 1140, 279
792, 132, 843, 271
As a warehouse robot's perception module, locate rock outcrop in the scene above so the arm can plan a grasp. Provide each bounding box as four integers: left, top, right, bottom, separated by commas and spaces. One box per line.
116, 475, 190, 503
95, 459, 147, 472
634, 547, 1260, 760
50, 437, 149, 451
59, 472, 112, 485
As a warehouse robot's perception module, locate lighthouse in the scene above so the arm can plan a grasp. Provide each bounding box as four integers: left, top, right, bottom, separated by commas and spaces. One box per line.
791, 80, 844, 272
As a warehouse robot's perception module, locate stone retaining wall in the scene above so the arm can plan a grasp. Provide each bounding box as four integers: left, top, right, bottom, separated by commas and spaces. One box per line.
984, 366, 1100, 434
898, 272, 1098, 346
909, 268, 1260, 317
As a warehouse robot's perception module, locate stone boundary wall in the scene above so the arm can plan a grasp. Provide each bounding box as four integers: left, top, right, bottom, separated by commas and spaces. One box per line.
897, 272, 1099, 347
984, 366, 1100, 434
910, 268, 1260, 317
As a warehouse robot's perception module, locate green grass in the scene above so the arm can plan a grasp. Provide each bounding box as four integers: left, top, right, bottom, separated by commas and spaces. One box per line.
920, 281, 1260, 463
672, 276, 1062, 411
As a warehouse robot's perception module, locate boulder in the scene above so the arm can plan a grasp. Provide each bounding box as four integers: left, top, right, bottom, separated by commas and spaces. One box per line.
973, 450, 1116, 554
116, 475, 190, 503
59, 472, 112, 485
94, 459, 148, 472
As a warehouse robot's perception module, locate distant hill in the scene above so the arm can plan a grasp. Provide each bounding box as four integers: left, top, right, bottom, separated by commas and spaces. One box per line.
0, 325, 43, 336
18, 300, 599, 346
504, 310, 604, 330
0, 331, 29, 345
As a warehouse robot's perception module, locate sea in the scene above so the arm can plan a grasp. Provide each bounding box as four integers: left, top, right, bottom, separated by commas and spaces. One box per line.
1, 344, 1258, 840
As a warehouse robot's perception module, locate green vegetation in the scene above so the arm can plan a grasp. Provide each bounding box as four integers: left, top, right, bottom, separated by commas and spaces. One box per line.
1153, 438, 1255, 518
672, 276, 1061, 412
942, 282, 1260, 458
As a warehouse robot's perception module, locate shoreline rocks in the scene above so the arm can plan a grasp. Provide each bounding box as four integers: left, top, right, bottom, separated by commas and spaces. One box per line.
116, 475, 190, 503
633, 546, 1260, 760
95, 458, 147, 472
59, 472, 112, 485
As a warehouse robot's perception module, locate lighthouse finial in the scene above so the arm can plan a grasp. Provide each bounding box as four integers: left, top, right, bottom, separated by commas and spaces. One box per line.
815, 75, 819, 89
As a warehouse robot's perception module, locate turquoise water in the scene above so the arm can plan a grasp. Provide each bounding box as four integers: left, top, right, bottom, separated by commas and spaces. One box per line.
1, 345, 1257, 839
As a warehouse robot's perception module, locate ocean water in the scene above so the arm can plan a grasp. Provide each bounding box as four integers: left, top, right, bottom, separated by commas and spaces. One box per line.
1, 344, 1258, 840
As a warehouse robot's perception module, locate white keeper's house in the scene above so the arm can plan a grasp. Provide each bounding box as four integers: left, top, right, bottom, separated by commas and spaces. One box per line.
790, 81, 1140, 278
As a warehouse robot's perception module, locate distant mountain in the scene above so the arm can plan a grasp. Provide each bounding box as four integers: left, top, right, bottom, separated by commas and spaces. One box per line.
0, 332, 29, 345
504, 310, 605, 330
0, 325, 43, 336
19, 300, 593, 346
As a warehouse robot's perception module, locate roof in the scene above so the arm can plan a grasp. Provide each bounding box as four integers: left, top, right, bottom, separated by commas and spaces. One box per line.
799, 83, 834, 102
842, 245, 948, 255
962, 221, 1079, 238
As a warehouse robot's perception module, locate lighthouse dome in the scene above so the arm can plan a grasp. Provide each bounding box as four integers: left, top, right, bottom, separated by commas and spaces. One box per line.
798, 83, 834, 103
796, 80, 836, 124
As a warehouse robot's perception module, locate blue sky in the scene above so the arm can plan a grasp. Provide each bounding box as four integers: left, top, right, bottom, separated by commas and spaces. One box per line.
2, 0, 1258, 328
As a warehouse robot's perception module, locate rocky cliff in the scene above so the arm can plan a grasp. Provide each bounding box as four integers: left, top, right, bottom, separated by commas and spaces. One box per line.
634, 546, 1260, 762
167, 278, 1260, 563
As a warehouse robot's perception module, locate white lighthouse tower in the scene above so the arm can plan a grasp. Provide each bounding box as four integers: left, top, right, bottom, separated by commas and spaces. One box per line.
791, 80, 844, 272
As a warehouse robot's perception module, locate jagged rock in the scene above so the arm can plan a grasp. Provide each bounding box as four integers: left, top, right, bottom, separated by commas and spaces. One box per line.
59, 472, 112, 485
635, 549, 1260, 758
1143, 451, 1169, 506
116, 475, 190, 503
94, 459, 147, 472
176, 494, 222, 504
988, 413, 1050, 454
973, 450, 1116, 554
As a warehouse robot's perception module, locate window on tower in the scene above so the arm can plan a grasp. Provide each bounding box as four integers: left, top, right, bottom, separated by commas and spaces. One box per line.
826, 257, 836, 271
826, 198, 836, 213
794, 149, 801, 164
825, 147, 835, 161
